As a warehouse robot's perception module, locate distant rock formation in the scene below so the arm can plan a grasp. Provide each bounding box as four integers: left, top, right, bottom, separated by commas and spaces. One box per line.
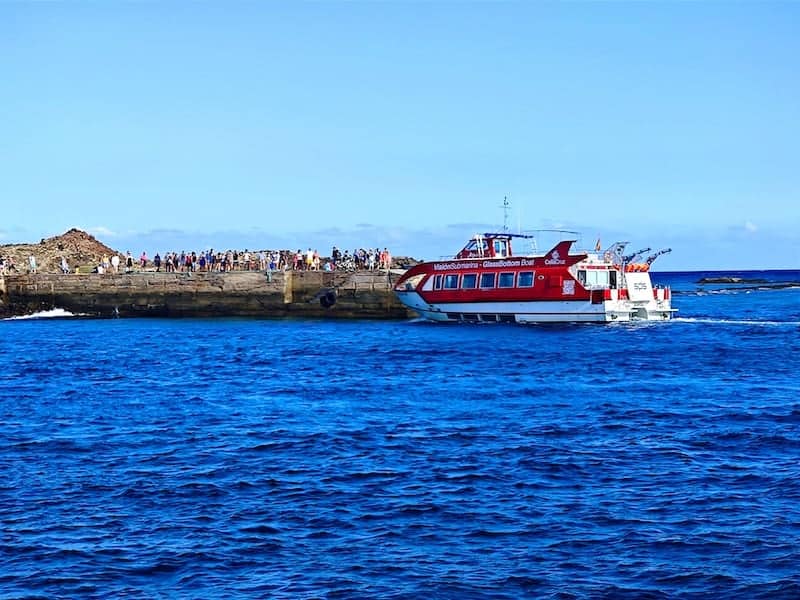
697, 277, 768, 284
0, 229, 121, 274
392, 255, 422, 269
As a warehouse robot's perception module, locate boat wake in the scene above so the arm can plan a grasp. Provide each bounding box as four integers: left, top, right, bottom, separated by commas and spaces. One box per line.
673, 317, 800, 327
3, 308, 85, 321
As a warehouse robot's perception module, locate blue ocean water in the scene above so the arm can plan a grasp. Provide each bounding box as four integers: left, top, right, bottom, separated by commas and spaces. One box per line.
2, 271, 799, 598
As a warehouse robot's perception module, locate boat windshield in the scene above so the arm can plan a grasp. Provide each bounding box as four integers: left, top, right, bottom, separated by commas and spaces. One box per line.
457, 237, 489, 258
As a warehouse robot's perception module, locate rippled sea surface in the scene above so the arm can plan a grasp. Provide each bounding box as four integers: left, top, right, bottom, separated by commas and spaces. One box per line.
2, 271, 800, 598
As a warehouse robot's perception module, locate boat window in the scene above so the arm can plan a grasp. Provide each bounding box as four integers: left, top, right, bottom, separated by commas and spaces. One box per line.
498, 272, 515, 288
444, 274, 459, 289
480, 273, 495, 288
577, 270, 587, 285
434, 275, 442, 290
461, 240, 477, 258
493, 240, 508, 257
462, 273, 478, 289
397, 273, 426, 291
459, 237, 489, 258
609, 270, 617, 289
518, 271, 534, 287
586, 270, 609, 288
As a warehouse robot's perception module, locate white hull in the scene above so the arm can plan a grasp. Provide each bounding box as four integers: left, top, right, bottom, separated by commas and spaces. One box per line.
396, 292, 673, 324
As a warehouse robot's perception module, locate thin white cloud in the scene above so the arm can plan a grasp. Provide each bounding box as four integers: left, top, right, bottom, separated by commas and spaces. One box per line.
85, 226, 117, 238
445, 222, 495, 232
744, 221, 758, 233
0, 226, 32, 243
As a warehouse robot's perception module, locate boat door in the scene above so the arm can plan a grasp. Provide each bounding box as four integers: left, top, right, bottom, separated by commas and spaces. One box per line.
493, 238, 509, 258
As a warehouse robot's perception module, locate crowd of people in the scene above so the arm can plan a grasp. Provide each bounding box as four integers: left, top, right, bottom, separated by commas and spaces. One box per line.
1, 246, 393, 275
139, 247, 393, 273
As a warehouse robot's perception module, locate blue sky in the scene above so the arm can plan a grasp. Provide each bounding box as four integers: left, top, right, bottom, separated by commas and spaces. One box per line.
2, 2, 798, 270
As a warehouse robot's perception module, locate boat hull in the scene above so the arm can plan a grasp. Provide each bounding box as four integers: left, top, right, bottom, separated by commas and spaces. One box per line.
396, 291, 673, 324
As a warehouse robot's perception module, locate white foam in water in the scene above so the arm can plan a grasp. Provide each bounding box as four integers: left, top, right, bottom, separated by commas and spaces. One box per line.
674, 317, 800, 327
4, 308, 84, 320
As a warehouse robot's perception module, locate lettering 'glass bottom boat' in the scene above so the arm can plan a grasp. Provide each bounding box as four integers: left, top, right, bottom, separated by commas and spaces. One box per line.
393, 232, 675, 323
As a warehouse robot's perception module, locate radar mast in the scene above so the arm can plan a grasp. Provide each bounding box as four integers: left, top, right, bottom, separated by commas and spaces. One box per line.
501, 195, 511, 233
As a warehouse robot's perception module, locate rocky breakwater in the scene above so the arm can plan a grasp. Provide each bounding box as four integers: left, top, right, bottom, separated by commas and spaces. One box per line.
0, 270, 413, 319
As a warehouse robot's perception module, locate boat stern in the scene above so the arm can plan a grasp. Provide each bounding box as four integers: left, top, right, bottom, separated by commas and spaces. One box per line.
617, 271, 675, 320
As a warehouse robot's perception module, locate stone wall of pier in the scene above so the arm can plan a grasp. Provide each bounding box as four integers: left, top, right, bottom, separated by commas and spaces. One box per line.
0, 270, 413, 319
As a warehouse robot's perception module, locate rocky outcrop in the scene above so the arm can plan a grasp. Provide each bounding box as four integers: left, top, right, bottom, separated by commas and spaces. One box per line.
0, 229, 120, 274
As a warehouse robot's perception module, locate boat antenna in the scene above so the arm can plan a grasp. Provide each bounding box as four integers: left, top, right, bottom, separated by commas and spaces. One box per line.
501, 195, 510, 233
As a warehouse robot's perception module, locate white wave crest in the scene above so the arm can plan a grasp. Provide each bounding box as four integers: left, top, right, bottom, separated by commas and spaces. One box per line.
673, 317, 800, 326
4, 308, 85, 320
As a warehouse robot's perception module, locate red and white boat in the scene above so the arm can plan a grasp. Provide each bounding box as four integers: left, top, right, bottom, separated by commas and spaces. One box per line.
394, 232, 675, 323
